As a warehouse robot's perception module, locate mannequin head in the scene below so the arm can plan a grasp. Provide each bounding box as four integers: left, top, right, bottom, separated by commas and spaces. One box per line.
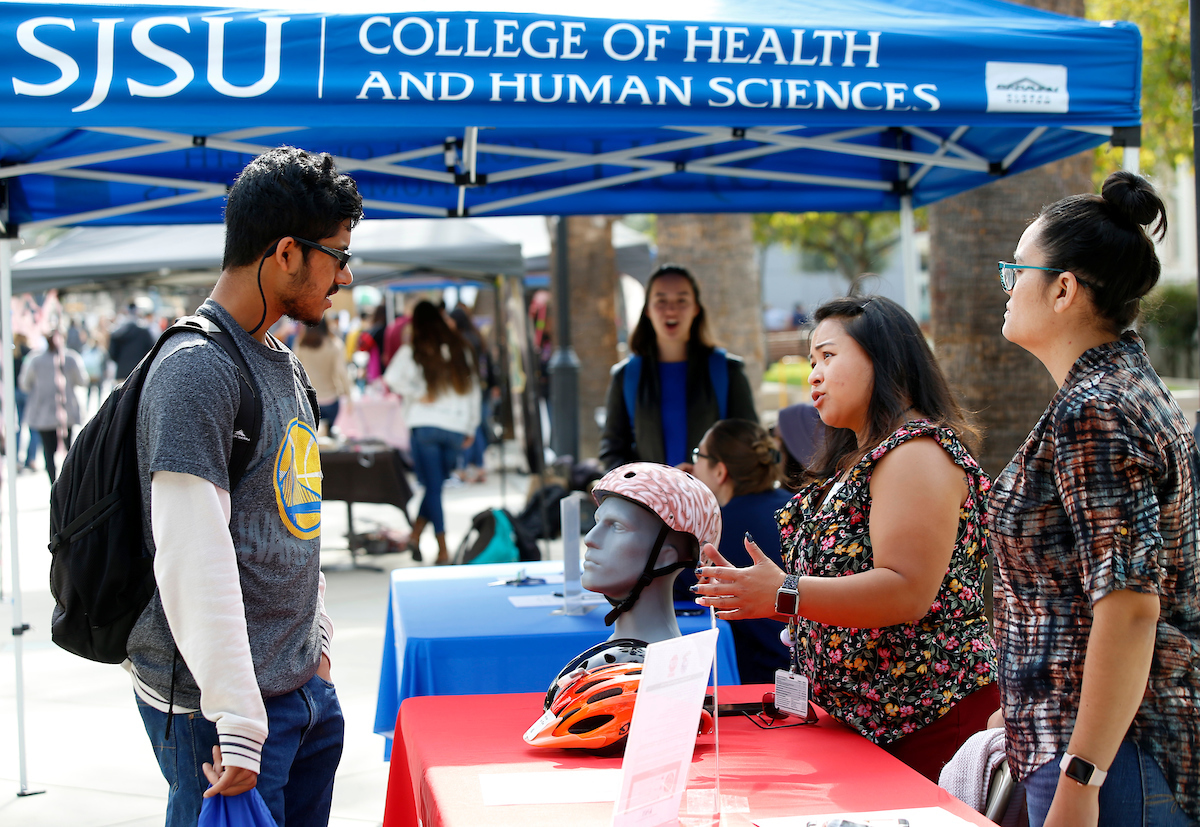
584, 463, 721, 643
583, 497, 697, 596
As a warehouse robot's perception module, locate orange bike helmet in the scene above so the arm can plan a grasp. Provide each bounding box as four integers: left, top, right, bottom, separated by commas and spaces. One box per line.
591, 463, 722, 625
525, 662, 714, 752
543, 638, 647, 711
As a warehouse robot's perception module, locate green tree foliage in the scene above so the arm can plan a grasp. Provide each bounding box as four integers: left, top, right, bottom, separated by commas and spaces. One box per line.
752, 211, 900, 296
1142, 282, 1198, 377
1087, 0, 1190, 172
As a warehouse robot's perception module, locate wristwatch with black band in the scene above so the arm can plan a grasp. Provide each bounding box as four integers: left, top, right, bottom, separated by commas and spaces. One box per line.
775, 574, 801, 616
1060, 753, 1107, 787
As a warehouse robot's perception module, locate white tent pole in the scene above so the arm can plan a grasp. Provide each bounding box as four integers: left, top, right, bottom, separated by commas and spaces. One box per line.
1, 228, 37, 797
1123, 146, 1140, 175
900, 190, 920, 319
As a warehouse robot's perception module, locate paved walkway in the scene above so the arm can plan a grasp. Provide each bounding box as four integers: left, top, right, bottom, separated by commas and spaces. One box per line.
0, 449, 541, 827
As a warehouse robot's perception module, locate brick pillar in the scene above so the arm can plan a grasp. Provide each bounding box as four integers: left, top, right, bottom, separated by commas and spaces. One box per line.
929, 153, 1092, 477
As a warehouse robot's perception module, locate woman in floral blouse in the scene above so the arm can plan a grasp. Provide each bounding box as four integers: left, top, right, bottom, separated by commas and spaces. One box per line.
987, 171, 1198, 827
694, 295, 998, 781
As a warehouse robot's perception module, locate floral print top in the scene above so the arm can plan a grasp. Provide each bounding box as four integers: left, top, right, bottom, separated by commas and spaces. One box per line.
776, 420, 998, 745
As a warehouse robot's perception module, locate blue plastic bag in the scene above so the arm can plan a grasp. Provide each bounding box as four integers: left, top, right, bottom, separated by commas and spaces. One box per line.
197, 789, 278, 827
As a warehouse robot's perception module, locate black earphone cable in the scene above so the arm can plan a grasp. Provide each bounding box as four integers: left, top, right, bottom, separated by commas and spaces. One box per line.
247, 243, 276, 336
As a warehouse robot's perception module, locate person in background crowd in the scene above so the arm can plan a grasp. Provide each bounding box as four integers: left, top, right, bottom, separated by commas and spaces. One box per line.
293, 318, 351, 437
19, 328, 87, 483
693, 296, 998, 783
357, 305, 387, 384
382, 308, 410, 371
528, 288, 552, 402
599, 264, 757, 471
773, 403, 828, 491
108, 301, 158, 382
384, 300, 480, 565
676, 419, 793, 684
66, 315, 85, 352
12, 332, 41, 471
450, 304, 494, 484
80, 332, 107, 412
987, 171, 1200, 827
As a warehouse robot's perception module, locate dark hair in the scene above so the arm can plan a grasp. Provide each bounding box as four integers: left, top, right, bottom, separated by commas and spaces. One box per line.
410, 300, 474, 397
703, 419, 781, 498
223, 146, 363, 270
804, 295, 977, 483
1034, 170, 1167, 333
299, 317, 328, 349
628, 264, 714, 357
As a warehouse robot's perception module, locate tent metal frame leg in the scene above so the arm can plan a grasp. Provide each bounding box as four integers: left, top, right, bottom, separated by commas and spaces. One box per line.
2, 228, 42, 798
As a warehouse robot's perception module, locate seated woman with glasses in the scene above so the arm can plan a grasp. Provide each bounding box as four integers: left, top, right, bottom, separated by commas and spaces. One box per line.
692, 295, 998, 782
674, 419, 794, 685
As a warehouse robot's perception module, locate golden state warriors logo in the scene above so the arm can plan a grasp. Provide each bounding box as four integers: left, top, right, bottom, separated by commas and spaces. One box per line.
274, 418, 322, 539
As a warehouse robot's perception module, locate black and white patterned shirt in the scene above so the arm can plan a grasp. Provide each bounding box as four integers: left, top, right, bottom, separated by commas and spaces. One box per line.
987, 331, 1200, 820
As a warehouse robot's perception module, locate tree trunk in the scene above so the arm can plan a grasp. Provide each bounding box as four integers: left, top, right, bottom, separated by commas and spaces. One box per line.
927, 0, 1089, 478
655, 214, 765, 410
550, 215, 619, 460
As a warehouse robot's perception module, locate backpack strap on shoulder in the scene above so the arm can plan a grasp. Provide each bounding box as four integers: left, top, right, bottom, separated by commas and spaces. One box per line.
623, 355, 642, 427
173, 315, 261, 490
708, 348, 728, 420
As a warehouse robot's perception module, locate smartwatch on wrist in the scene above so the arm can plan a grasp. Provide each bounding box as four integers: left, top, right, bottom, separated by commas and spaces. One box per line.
1059, 753, 1107, 787
775, 574, 800, 616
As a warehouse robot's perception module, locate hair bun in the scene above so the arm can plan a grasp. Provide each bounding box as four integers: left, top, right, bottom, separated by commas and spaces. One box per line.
1102, 170, 1167, 241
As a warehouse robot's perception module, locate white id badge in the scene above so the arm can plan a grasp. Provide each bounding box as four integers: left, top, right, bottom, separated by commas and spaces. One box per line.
522, 708, 557, 743
773, 669, 810, 717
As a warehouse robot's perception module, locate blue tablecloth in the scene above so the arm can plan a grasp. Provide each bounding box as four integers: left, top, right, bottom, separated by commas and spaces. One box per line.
373, 561, 739, 755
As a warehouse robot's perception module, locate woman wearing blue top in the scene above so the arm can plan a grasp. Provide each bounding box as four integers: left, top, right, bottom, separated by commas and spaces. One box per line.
675, 418, 793, 684
599, 264, 758, 471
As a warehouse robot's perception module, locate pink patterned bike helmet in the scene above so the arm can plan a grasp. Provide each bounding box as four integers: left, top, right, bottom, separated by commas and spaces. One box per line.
591, 463, 722, 625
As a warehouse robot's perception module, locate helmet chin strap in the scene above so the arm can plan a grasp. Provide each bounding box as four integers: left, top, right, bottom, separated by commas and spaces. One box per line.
603, 523, 691, 626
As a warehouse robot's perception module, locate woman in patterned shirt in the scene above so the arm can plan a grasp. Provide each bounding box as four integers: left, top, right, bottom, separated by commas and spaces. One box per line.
694, 295, 998, 781
988, 171, 1199, 826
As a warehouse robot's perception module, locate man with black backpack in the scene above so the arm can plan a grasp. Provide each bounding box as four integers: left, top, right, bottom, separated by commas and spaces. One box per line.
126, 147, 361, 826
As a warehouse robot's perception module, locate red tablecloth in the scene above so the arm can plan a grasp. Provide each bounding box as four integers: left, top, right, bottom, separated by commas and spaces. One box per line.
383, 685, 993, 827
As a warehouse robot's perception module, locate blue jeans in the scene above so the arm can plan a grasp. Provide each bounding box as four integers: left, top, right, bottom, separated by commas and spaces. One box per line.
136, 673, 344, 827
12, 388, 39, 467
459, 398, 490, 469
1024, 741, 1195, 827
318, 401, 339, 434
410, 426, 464, 534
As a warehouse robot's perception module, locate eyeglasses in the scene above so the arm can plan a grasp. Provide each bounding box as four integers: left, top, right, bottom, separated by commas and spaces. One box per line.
293, 237, 352, 270
997, 261, 1064, 292
691, 447, 716, 464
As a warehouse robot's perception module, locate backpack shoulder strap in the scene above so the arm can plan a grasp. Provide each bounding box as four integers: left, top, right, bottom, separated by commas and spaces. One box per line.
623, 355, 642, 427
173, 315, 262, 490
708, 348, 729, 420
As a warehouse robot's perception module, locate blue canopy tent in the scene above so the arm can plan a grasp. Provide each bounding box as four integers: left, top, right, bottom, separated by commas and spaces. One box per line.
0, 0, 1140, 224
0, 0, 1142, 796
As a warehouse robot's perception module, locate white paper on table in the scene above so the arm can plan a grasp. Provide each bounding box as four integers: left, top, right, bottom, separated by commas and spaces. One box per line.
755, 806, 983, 827
479, 769, 623, 805
612, 628, 718, 827
508, 592, 607, 608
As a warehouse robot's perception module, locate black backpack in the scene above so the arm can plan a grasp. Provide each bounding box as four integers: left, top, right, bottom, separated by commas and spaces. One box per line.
48, 313, 262, 664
